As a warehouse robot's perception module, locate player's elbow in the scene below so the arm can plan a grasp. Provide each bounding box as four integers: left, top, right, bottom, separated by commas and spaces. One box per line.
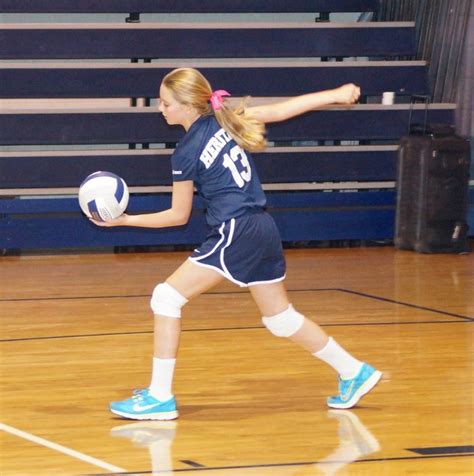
174, 216, 190, 226
172, 208, 191, 226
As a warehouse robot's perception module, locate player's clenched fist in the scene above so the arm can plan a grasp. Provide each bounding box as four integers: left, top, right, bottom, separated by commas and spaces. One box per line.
334, 83, 361, 105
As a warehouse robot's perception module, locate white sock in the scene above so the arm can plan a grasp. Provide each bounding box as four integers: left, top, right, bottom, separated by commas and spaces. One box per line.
149, 357, 176, 401
313, 337, 363, 380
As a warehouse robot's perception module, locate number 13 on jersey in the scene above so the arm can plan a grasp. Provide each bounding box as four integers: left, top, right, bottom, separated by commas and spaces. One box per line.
223, 145, 252, 188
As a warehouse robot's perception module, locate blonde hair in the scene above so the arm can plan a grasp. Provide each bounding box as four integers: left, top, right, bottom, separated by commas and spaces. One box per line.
161, 68, 267, 152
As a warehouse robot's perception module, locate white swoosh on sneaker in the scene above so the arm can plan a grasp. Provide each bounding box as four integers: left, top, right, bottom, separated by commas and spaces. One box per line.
341, 381, 356, 401
132, 403, 160, 412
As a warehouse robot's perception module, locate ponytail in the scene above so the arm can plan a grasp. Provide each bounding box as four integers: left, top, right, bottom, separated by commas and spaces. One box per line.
162, 68, 267, 152
214, 98, 267, 152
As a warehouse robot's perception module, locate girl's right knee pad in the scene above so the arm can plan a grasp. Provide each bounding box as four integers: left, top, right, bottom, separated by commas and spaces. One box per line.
150, 282, 188, 318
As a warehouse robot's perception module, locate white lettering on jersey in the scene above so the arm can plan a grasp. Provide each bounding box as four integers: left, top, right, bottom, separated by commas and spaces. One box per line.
199, 128, 232, 169
223, 145, 252, 188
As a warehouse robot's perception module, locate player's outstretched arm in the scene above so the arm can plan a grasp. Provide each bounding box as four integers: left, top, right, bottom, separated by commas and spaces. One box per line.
90, 180, 194, 228
245, 83, 360, 124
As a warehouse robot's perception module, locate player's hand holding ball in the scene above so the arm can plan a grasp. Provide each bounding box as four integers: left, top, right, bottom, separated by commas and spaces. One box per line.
78, 171, 129, 227
89, 213, 129, 227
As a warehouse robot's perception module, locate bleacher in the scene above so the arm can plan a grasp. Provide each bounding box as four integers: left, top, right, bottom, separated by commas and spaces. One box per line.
0, 1, 469, 251
0, 1, 379, 14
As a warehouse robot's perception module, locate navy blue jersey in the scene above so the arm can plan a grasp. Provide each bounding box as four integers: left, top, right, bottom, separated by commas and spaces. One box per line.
171, 115, 266, 226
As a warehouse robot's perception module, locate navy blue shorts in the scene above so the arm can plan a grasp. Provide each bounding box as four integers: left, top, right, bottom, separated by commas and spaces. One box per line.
189, 210, 286, 287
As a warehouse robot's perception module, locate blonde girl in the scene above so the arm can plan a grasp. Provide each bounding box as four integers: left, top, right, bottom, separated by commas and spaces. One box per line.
92, 68, 382, 420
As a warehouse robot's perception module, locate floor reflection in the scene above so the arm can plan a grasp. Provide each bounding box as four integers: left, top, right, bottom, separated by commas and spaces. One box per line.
316, 410, 380, 475
110, 410, 380, 475
111, 420, 177, 475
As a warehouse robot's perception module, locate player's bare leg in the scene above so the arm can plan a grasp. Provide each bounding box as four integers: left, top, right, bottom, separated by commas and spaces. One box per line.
109, 260, 223, 420
154, 259, 224, 359
249, 281, 329, 352
250, 281, 382, 409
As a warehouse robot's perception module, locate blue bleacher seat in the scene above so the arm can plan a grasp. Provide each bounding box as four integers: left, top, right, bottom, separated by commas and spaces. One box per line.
0, 146, 398, 189
0, 106, 456, 146
0, 1, 379, 14
0, 61, 429, 98
0, 22, 416, 59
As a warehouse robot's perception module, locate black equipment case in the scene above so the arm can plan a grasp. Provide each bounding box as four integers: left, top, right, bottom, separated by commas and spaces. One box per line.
395, 98, 471, 253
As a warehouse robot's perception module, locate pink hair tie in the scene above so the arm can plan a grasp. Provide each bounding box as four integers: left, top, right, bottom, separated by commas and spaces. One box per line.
209, 89, 231, 111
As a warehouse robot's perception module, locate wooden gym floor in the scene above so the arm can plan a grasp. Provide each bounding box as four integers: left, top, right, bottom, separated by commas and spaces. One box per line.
1, 246, 473, 475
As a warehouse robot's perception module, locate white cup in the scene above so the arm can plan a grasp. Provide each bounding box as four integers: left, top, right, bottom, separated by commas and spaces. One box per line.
382, 92, 395, 105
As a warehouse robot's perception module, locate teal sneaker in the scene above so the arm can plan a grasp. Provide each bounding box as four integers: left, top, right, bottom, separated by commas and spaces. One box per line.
132, 388, 149, 396
327, 363, 382, 409
110, 390, 178, 420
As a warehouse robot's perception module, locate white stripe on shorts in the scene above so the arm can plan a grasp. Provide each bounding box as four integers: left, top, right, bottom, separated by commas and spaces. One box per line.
219, 218, 236, 279
193, 222, 227, 261
190, 218, 248, 286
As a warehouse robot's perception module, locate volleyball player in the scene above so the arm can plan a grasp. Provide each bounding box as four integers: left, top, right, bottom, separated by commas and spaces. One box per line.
91, 68, 382, 420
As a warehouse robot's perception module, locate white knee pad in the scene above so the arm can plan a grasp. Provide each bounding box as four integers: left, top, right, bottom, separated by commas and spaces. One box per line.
262, 304, 305, 338
150, 282, 188, 318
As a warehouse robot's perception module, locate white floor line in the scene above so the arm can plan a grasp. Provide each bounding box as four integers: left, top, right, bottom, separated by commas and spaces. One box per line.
0, 422, 127, 473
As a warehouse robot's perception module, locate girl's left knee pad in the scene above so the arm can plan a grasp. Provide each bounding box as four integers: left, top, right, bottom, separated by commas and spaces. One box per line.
150, 282, 188, 318
261, 304, 305, 337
